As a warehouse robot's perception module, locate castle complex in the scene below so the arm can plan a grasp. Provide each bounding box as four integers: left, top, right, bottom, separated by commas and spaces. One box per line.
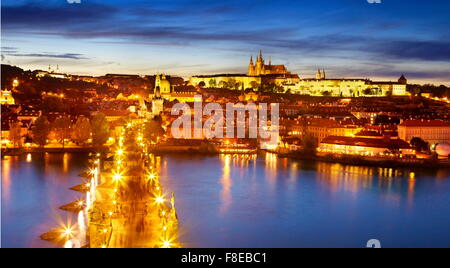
189, 50, 408, 97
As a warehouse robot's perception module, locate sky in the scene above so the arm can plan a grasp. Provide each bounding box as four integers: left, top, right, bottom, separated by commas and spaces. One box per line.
2, 0, 450, 85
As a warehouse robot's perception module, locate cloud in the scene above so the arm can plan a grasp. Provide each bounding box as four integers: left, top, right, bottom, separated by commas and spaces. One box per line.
1, 2, 117, 29
1, 46, 18, 53
254, 34, 450, 62
7, 52, 89, 60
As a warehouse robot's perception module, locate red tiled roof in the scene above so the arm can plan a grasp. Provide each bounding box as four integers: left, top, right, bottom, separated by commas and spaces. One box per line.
399, 120, 450, 127
321, 136, 411, 149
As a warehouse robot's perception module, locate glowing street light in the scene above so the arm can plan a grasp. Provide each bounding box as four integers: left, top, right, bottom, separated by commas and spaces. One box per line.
155, 195, 165, 205
147, 173, 156, 181
113, 173, 122, 182
62, 225, 74, 239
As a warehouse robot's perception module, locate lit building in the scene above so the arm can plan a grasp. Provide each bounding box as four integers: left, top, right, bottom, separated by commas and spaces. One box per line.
318, 136, 415, 157
152, 74, 201, 103
189, 51, 408, 96
398, 120, 450, 145
305, 118, 361, 143
189, 50, 300, 90
0, 89, 15, 105
291, 74, 408, 97
248, 50, 290, 76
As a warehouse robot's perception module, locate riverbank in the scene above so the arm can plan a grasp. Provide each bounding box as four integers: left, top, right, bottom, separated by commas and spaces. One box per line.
276, 151, 450, 169
1, 146, 110, 156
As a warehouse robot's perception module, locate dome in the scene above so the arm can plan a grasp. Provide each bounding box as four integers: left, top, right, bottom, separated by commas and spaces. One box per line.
160, 79, 171, 93
436, 143, 450, 157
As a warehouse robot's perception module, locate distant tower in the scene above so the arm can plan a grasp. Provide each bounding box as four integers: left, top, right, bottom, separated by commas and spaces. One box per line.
248, 56, 256, 76
322, 69, 326, 79
316, 69, 322, 80
152, 81, 164, 116
398, 74, 407, 85
255, 50, 264, 76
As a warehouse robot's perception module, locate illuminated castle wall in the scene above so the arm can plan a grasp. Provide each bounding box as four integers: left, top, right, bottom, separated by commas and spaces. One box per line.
189, 51, 408, 96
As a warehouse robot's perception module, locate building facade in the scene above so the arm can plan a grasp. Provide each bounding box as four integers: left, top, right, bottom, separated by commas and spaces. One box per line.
190, 51, 408, 96
0, 89, 15, 105
398, 120, 450, 145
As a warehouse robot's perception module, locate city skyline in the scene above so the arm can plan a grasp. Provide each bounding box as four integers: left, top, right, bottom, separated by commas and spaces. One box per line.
2, 0, 450, 85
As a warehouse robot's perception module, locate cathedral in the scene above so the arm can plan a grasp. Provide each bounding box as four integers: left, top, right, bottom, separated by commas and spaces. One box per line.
248, 50, 290, 76
189, 50, 408, 96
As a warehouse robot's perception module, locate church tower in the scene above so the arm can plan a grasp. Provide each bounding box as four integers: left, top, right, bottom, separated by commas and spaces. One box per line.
398, 74, 407, 85
152, 77, 164, 116
248, 56, 256, 76
316, 69, 322, 80
255, 50, 264, 76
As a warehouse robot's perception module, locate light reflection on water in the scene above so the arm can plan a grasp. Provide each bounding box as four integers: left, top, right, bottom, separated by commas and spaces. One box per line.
2, 152, 450, 248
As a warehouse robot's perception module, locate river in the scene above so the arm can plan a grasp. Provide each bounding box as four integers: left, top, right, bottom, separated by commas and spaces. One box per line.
2, 152, 450, 248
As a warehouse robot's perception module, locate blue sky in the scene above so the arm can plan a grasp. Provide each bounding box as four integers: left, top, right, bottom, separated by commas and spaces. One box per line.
2, 0, 450, 84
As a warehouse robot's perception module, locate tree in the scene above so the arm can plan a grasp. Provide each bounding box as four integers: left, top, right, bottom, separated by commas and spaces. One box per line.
250, 81, 260, 90
32, 116, 50, 147
91, 113, 110, 146
374, 114, 390, 125
197, 81, 206, 88
9, 122, 23, 148
73, 116, 91, 145
144, 117, 165, 143
363, 88, 374, 95
52, 116, 72, 148
302, 133, 318, 154
219, 81, 229, 89
410, 137, 430, 152
208, 79, 217, 88
322, 91, 332, 97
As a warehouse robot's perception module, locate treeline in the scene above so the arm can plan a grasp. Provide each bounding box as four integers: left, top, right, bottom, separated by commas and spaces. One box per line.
9, 113, 111, 148
408, 84, 450, 98
1, 64, 110, 101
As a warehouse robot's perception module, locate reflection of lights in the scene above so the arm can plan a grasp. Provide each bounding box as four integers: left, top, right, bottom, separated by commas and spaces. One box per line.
101, 244, 107, 248
78, 200, 84, 207
103, 229, 108, 233
161, 240, 172, 248
116, 149, 124, 156
108, 211, 113, 216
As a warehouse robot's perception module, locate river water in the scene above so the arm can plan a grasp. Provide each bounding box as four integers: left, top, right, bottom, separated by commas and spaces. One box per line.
2, 153, 450, 248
